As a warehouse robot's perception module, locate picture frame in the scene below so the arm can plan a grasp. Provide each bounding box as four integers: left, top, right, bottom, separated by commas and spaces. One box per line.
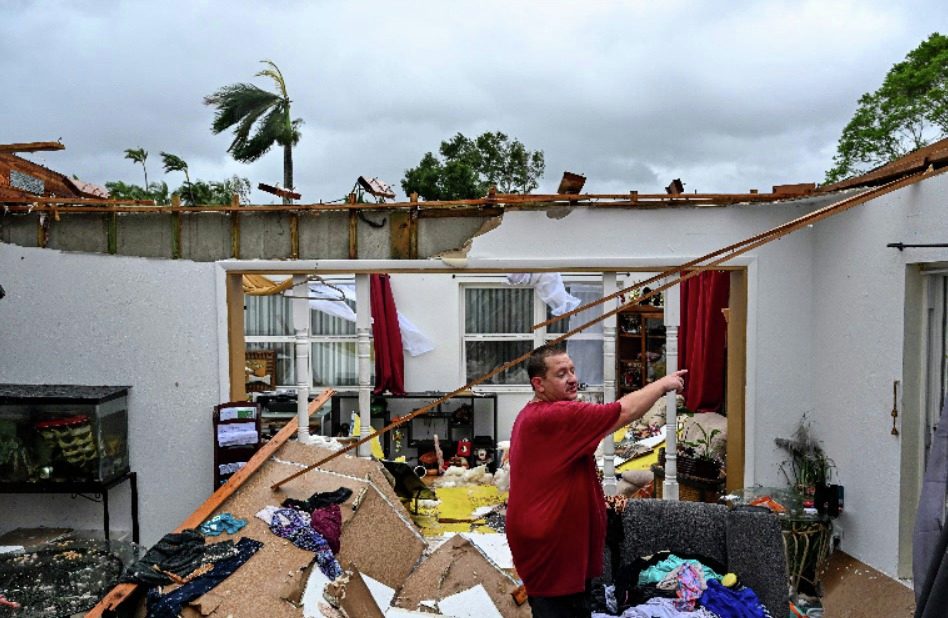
245, 349, 276, 393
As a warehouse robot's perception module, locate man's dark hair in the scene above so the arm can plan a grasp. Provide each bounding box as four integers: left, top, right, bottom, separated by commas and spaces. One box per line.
526, 344, 567, 380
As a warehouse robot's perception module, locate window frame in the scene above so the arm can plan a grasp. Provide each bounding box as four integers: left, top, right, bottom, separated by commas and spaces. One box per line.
460, 276, 605, 391
243, 277, 365, 389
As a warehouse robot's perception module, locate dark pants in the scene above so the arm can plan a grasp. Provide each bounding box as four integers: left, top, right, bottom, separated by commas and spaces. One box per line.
528, 581, 591, 618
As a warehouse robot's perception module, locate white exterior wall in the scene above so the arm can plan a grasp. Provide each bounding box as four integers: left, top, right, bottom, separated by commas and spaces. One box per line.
0, 243, 221, 546
811, 173, 948, 577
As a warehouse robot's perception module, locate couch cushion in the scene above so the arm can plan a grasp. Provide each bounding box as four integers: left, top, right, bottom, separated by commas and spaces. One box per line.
621, 499, 728, 568
726, 509, 789, 618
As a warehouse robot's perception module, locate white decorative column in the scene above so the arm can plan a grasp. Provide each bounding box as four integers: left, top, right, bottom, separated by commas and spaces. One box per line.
291, 275, 311, 442
663, 281, 680, 500
601, 272, 619, 496
355, 274, 373, 457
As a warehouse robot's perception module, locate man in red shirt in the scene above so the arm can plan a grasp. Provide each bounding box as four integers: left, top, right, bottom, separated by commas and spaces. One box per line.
506, 344, 685, 617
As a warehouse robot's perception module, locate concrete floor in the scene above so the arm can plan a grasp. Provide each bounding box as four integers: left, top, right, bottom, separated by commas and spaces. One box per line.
821, 551, 915, 617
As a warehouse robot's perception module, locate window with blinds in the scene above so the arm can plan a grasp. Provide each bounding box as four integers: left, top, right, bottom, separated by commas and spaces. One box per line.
463, 282, 604, 386
245, 293, 364, 388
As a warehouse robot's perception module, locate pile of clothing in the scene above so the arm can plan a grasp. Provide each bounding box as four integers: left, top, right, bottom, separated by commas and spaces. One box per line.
120, 521, 260, 618
255, 486, 352, 580
593, 551, 771, 618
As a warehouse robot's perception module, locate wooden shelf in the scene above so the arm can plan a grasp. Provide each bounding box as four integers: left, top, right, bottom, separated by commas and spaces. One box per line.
616, 306, 666, 393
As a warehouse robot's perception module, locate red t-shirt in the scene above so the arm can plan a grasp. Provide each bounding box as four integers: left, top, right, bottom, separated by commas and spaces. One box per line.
506, 399, 621, 596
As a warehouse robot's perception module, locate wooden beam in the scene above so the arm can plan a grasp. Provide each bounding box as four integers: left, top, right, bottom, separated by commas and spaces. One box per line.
107, 212, 118, 255
348, 193, 358, 259
171, 194, 182, 259
257, 182, 301, 201
389, 210, 411, 259
37, 213, 49, 248
229, 193, 240, 259
85, 388, 335, 617
725, 270, 747, 492
289, 212, 300, 259
0, 141, 64, 153
227, 273, 246, 402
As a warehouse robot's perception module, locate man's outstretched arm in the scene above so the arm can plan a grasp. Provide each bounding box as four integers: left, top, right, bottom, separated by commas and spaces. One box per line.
608, 369, 687, 434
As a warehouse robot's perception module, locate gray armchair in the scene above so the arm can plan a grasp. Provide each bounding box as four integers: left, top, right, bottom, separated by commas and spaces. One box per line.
610, 499, 788, 617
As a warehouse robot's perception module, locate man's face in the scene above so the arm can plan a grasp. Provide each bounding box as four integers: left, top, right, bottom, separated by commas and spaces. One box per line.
531, 353, 579, 402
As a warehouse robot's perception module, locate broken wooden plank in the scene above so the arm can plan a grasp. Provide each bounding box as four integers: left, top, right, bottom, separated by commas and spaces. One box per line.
0, 141, 64, 153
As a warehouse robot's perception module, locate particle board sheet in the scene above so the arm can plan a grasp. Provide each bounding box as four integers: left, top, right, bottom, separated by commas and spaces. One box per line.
393, 534, 529, 618
279, 441, 408, 518
186, 448, 377, 617
337, 484, 427, 589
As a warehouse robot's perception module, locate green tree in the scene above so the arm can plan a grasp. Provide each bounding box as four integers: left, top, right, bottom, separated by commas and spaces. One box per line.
178, 175, 252, 206
825, 32, 948, 183
104, 180, 170, 204
401, 131, 545, 200
124, 148, 149, 188
204, 59, 302, 203
160, 152, 194, 205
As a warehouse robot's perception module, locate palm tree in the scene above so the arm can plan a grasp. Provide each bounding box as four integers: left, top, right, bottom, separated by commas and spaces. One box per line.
160, 152, 194, 205
204, 59, 302, 203
124, 148, 149, 188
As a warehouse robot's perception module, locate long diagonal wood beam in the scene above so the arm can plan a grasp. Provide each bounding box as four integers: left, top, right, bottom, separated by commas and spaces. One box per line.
271, 165, 943, 490
532, 166, 943, 332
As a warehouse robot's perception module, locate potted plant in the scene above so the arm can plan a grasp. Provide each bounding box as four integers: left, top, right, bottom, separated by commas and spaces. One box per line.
775, 415, 836, 500
678, 424, 724, 479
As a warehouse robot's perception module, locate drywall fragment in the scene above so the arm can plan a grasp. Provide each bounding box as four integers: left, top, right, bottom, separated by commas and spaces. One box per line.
361, 572, 396, 612
439, 585, 503, 618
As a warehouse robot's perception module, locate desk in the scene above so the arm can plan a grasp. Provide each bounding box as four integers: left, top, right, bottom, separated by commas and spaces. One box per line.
0, 471, 139, 544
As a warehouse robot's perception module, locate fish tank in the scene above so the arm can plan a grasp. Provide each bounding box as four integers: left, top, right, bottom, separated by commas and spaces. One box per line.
0, 384, 130, 485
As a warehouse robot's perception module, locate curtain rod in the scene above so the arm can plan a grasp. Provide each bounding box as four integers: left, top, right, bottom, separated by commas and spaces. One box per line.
887, 243, 948, 251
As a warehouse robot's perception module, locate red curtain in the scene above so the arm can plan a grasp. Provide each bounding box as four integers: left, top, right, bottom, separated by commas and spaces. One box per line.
370, 274, 405, 395
679, 271, 730, 413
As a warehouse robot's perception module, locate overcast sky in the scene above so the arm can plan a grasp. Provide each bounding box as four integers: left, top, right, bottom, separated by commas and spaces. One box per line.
2, 1, 945, 202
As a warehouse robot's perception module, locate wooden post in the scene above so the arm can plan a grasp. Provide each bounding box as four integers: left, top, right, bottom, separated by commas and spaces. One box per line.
37, 212, 49, 248
227, 273, 247, 402
348, 192, 358, 259
725, 270, 747, 491
107, 208, 118, 255
171, 194, 182, 259
290, 212, 300, 259
409, 192, 419, 259
230, 193, 241, 259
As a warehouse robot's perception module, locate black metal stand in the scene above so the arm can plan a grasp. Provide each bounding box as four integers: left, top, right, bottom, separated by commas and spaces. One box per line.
0, 471, 139, 544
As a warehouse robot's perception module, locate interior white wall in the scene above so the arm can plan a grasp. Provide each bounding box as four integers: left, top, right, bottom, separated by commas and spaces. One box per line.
389, 272, 532, 440
469, 203, 819, 489
0, 243, 221, 547
811, 173, 948, 577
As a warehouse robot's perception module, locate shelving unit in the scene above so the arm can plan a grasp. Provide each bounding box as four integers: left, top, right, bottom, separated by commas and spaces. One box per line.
616, 305, 666, 394
330, 392, 497, 464
212, 401, 261, 489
